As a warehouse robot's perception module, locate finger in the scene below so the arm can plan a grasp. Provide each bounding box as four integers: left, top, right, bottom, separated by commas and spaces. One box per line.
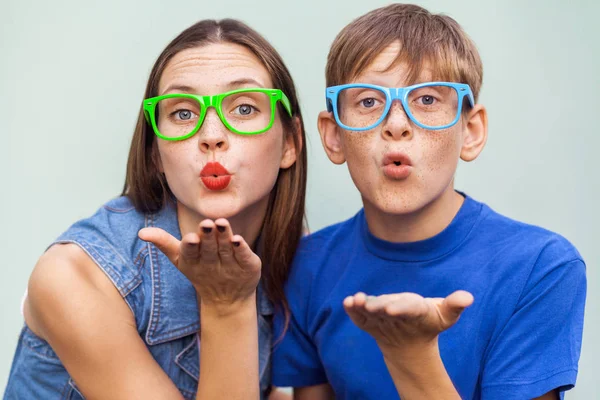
138, 227, 180, 265
343, 295, 355, 309
231, 235, 261, 272
351, 292, 368, 310
441, 290, 474, 321
344, 297, 369, 328
383, 292, 429, 318
343, 293, 366, 311
214, 218, 235, 264
198, 220, 219, 264
179, 232, 201, 261
364, 294, 398, 314
343, 293, 372, 324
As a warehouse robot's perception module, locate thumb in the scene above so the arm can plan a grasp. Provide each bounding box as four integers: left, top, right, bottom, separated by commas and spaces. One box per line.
139, 227, 180, 265
439, 290, 474, 326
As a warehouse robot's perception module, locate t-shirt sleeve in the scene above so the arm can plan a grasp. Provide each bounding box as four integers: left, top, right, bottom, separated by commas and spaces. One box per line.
271, 241, 328, 388
481, 246, 586, 399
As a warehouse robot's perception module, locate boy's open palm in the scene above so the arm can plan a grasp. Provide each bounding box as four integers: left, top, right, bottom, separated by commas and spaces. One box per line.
138, 218, 261, 308
343, 291, 474, 349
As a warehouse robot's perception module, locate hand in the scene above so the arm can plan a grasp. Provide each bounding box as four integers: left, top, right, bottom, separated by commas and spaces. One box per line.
343, 291, 473, 351
138, 218, 261, 310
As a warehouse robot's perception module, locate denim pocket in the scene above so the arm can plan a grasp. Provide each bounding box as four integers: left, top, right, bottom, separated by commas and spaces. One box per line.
21, 325, 62, 362
4, 326, 74, 399
173, 334, 200, 399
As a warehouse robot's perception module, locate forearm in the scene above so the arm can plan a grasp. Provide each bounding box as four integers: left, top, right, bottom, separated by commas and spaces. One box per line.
196, 295, 259, 400
381, 341, 460, 400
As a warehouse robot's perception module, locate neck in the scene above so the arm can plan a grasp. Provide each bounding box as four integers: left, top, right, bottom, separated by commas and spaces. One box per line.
363, 186, 464, 243
176, 198, 269, 250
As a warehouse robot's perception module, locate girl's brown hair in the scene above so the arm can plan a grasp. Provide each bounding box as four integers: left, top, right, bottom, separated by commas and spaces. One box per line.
122, 19, 307, 321
327, 3, 483, 102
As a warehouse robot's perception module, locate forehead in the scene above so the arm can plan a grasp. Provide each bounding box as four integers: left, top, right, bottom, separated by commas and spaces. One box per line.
352, 41, 441, 86
159, 42, 274, 95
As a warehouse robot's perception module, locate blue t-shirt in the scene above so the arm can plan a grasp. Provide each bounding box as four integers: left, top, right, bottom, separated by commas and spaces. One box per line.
272, 194, 586, 399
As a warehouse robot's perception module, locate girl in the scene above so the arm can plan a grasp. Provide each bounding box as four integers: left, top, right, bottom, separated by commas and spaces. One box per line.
4, 18, 306, 400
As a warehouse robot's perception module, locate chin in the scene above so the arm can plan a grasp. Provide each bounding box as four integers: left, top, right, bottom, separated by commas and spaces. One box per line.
376, 200, 423, 216
370, 183, 455, 217
199, 206, 241, 220
189, 197, 242, 220
363, 185, 431, 216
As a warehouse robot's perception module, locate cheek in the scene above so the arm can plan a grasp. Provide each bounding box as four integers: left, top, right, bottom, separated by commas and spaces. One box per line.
341, 131, 378, 186
157, 142, 196, 181
237, 133, 284, 181
419, 129, 462, 174
343, 131, 374, 165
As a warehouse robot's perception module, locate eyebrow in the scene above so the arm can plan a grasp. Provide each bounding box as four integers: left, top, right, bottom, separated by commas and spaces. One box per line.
225, 78, 265, 90
160, 84, 195, 95
160, 78, 265, 96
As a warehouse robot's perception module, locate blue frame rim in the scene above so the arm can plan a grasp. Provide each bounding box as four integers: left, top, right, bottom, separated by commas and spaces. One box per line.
325, 81, 475, 131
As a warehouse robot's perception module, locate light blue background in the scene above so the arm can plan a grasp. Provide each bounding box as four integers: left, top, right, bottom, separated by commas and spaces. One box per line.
1, 0, 598, 397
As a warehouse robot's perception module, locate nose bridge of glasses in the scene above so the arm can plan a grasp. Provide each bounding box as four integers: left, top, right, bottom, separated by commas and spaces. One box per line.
194, 95, 230, 137
390, 87, 409, 103
386, 87, 409, 118
200, 94, 220, 110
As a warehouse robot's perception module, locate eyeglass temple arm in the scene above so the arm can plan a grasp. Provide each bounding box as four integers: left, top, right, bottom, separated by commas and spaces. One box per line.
280, 92, 293, 117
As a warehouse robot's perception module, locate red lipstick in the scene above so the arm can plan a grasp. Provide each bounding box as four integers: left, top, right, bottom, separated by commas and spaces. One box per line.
382, 152, 413, 180
200, 162, 231, 191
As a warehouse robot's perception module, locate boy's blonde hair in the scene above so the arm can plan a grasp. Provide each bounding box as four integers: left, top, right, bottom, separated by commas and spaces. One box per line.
326, 4, 483, 102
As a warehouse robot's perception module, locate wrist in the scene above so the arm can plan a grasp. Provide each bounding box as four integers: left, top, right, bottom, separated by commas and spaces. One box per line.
199, 292, 257, 319
199, 297, 258, 341
382, 340, 459, 399
379, 338, 441, 375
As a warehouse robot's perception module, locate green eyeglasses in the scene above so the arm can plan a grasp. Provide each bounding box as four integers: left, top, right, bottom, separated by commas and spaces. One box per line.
143, 88, 293, 140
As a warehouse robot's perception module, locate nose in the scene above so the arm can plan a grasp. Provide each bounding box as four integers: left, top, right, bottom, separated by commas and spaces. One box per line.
381, 100, 413, 141
198, 108, 229, 153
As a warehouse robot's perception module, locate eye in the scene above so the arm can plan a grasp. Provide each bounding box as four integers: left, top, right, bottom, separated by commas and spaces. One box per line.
420, 95, 435, 105
175, 109, 194, 120
360, 98, 376, 108
235, 104, 256, 115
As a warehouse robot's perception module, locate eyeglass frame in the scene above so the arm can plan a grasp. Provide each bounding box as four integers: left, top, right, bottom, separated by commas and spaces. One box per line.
143, 88, 293, 141
325, 81, 475, 131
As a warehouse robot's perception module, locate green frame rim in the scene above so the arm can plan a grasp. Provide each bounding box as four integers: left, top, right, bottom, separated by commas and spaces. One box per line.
143, 88, 293, 140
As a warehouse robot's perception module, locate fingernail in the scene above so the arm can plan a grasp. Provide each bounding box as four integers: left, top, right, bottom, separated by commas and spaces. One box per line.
232, 241, 241, 247
216, 225, 225, 233
202, 227, 212, 234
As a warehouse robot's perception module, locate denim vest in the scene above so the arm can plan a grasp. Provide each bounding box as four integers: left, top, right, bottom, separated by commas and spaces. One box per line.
4, 196, 274, 399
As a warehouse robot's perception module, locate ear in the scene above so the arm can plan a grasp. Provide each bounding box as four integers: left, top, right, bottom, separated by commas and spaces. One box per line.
460, 104, 488, 162
318, 110, 346, 165
280, 116, 301, 169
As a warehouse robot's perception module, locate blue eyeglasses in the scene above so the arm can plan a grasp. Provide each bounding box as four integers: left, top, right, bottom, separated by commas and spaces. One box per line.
325, 82, 474, 131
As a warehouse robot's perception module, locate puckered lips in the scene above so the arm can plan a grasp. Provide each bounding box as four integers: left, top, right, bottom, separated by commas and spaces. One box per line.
200, 162, 231, 191
382, 152, 413, 180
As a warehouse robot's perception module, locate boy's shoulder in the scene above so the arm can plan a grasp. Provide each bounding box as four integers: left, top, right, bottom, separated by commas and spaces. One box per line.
475, 197, 582, 263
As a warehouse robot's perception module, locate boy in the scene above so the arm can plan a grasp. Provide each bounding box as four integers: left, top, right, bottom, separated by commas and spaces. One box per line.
272, 4, 586, 400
